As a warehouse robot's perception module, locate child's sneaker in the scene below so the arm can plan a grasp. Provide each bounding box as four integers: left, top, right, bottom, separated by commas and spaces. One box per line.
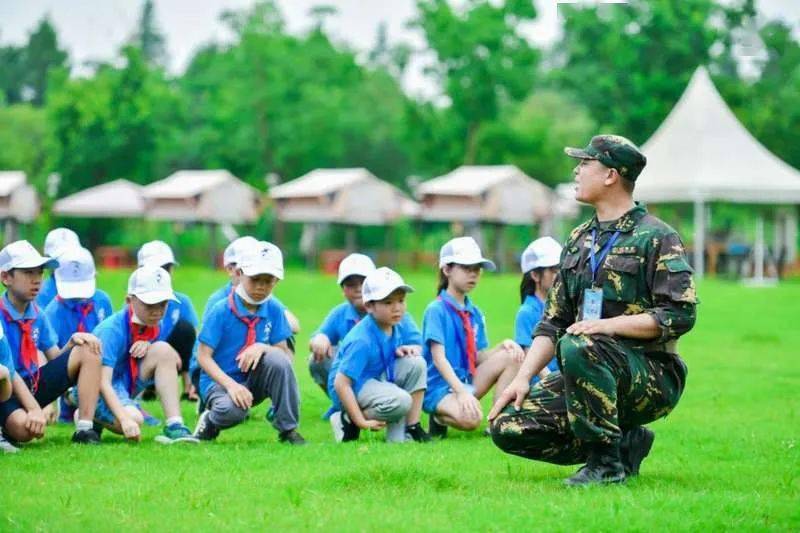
0, 435, 20, 454
405, 422, 432, 443
71, 428, 101, 445
428, 415, 448, 439
330, 411, 360, 442
139, 407, 161, 427
278, 428, 307, 446
155, 423, 200, 444
192, 410, 220, 441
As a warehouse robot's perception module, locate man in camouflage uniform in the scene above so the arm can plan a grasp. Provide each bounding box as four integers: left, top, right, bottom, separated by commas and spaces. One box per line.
488, 135, 697, 486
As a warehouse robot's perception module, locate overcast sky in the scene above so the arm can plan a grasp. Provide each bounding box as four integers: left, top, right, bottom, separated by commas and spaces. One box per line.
1, 0, 798, 98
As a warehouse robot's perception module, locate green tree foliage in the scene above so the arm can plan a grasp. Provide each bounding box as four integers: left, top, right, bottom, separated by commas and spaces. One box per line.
0, 104, 48, 180
413, 0, 539, 163
551, 0, 756, 142
178, 1, 413, 186
132, 0, 167, 67
0, 18, 68, 106
46, 46, 181, 196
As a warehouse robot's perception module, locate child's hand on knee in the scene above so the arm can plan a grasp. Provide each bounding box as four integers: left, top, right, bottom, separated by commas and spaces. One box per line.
129, 341, 151, 359
226, 382, 253, 409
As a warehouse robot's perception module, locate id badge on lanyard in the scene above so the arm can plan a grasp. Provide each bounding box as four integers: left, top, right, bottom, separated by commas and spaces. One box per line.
581, 229, 621, 321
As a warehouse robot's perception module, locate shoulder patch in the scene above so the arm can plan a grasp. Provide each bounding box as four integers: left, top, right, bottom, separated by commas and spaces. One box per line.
612, 246, 638, 255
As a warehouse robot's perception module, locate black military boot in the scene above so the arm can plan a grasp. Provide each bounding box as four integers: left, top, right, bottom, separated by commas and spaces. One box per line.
620, 426, 655, 476
564, 442, 626, 487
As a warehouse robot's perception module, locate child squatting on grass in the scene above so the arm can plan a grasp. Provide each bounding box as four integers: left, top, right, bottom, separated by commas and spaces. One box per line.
422, 237, 525, 438
89, 265, 197, 444
330, 267, 431, 443
0, 240, 104, 451
193, 241, 306, 445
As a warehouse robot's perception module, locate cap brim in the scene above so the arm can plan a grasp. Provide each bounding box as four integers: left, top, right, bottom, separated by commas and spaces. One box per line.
240, 263, 284, 280
337, 271, 372, 285
564, 147, 595, 159
365, 284, 415, 303
135, 290, 179, 304
55, 277, 96, 299
139, 255, 178, 269
13, 257, 59, 270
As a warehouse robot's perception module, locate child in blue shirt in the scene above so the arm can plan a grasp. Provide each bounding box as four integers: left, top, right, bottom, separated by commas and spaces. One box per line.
309, 253, 423, 395
0, 329, 18, 453
516, 237, 563, 384
91, 265, 197, 444
193, 241, 305, 445
422, 237, 525, 438
137, 240, 200, 401
36, 227, 81, 307
44, 246, 113, 423
0, 240, 103, 446
330, 267, 430, 443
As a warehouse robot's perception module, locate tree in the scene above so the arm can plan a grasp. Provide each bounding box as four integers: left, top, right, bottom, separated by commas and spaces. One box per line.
23, 18, 68, 106
549, 0, 757, 142
132, 0, 167, 66
0, 45, 26, 104
413, 0, 539, 163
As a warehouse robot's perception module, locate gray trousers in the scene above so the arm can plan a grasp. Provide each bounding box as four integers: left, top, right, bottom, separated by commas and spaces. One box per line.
206, 348, 300, 433
356, 356, 427, 424
308, 353, 333, 393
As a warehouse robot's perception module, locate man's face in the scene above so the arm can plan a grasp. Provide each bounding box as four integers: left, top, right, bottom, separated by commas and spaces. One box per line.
573, 158, 614, 204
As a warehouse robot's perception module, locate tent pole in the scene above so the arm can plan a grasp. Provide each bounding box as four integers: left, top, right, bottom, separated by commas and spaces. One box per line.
693, 199, 705, 278
754, 212, 765, 282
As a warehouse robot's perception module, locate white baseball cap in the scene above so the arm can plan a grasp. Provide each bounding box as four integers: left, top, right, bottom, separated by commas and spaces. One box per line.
0, 240, 59, 272
439, 237, 496, 271
44, 228, 80, 259
237, 241, 284, 279
223, 236, 259, 266
137, 240, 178, 268
362, 267, 414, 303
54, 246, 97, 299
127, 266, 178, 304
520, 237, 563, 273
337, 253, 376, 285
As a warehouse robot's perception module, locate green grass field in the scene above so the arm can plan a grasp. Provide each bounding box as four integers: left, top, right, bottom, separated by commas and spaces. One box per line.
2, 268, 799, 531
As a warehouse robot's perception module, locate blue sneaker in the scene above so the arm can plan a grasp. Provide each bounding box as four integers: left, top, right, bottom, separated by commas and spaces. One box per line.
155, 423, 199, 444
266, 406, 275, 423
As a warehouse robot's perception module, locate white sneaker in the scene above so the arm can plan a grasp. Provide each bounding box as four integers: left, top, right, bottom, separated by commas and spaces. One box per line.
330, 411, 344, 443
0, 435, 20, 454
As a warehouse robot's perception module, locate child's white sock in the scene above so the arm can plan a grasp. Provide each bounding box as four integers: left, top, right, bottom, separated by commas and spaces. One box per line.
166, 416, 184, 427
76, 419, 93, 432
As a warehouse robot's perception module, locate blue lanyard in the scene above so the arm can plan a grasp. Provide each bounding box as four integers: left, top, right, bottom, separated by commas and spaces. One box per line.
589, 229, 621, 285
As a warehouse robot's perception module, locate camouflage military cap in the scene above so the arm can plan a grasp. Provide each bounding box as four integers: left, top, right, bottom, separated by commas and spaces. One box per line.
564, 134, 647, 181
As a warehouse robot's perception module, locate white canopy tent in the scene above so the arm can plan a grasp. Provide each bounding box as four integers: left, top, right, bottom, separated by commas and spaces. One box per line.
52, 179, 145, 218
635, 67, 800, 280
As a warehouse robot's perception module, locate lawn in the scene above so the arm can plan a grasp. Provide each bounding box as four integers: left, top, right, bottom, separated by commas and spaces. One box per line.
2, 267, 799, 531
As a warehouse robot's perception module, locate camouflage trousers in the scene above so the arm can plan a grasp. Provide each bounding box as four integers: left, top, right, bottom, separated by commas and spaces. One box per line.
491, 333, 687, 465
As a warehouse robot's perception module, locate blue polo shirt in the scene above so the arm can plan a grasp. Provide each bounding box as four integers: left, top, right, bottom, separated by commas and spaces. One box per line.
35, 275, 58, 307
514, 295, 544, 349
515, 295, 559, 382
158, 291, 198, 340
44, 290, 114, 349
327, 315, 404, 411
93, 307, 153, 393
315, 302, 422, 347
0, 326, 16, 383
197, 293, 293, 399
422, 290, 489, 392
0, 293, 59, 381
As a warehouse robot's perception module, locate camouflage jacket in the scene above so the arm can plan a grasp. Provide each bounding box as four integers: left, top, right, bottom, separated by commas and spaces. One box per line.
534, 203, 698, 351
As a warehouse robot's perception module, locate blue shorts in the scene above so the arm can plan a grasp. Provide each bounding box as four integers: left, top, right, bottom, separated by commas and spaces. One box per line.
71, 376, 153, 427
422, 381, 475, 414
0, 350, 73, 427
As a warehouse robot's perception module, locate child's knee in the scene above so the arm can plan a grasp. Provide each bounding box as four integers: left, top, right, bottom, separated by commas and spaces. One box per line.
262, 349, 293, 373
72, 345, 102, 367
150, 342, 181, 368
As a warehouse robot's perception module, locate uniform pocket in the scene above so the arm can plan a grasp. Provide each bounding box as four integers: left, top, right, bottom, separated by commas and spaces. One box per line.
602, 254, 641, 301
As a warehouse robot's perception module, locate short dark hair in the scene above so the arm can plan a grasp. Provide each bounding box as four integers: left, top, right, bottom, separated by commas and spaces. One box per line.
621, 175, 636, 194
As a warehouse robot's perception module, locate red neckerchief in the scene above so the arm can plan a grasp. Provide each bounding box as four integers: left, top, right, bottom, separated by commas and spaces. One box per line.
438, 296, 478, 376
0, 298, 40, 392
227, 291, 261, 356
127, 305, 159, 395
57, 296, 95, 332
